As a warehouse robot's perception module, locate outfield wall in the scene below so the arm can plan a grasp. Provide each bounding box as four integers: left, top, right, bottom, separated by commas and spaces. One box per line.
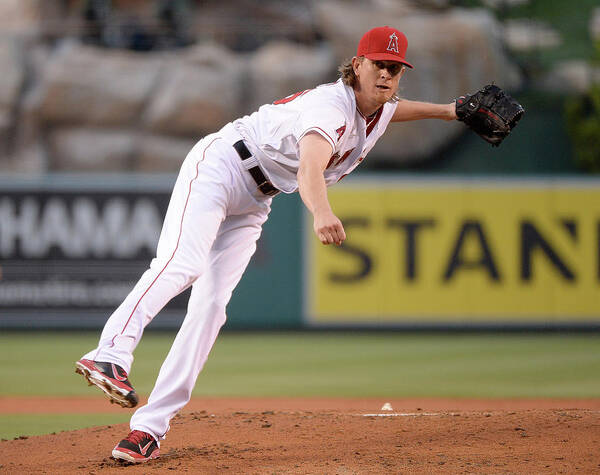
305, 177, 600, 328
0, 175, 301, 329
1, 175, 599, 329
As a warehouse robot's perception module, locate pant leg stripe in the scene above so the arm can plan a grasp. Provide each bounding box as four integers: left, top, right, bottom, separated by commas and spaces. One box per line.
105, 137, 221, 351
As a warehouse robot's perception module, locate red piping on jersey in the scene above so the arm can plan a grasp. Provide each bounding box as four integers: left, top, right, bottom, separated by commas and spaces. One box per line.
273, 89, 312, 105
103, 137, 221, 353
365, 107, 383, 137
304, 127, 336, 148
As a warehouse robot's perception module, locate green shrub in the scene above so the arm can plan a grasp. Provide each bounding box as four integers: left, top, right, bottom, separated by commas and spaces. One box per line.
565, 85, 600, 172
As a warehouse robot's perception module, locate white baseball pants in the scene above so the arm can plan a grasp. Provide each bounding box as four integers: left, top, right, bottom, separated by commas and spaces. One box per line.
81, 130, 273, 441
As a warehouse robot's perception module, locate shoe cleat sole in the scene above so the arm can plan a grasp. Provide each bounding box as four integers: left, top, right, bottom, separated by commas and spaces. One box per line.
75, 362, 139, 408
112, 447, 160, 463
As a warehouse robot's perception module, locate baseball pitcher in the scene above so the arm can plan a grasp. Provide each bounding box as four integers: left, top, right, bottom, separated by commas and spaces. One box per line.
75, 26, 523, 463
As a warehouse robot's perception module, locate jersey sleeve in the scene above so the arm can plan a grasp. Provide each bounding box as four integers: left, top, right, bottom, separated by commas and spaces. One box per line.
294, 106, 346, 154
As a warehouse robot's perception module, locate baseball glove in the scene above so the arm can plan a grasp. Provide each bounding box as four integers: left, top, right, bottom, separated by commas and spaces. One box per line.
455, 84, 525, 147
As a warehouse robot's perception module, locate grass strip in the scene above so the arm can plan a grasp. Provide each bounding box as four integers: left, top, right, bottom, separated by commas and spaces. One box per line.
1, 332, 599, 399
0, 413, 129, 440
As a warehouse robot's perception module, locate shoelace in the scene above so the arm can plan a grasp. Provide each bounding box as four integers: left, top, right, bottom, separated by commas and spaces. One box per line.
124, 430, 151, 445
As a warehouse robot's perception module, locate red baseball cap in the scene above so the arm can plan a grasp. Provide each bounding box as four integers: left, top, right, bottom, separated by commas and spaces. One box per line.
357, 26, 413, 69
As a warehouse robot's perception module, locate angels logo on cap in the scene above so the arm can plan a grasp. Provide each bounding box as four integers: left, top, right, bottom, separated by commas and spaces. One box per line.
357, 26, 413, 69
387, 33, 399, 54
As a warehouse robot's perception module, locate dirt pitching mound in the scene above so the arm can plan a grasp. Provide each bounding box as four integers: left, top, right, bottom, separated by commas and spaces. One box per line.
1, 398, 599, 474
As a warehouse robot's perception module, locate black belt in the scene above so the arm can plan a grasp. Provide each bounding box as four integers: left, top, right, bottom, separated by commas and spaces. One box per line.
233, 140, 280, 196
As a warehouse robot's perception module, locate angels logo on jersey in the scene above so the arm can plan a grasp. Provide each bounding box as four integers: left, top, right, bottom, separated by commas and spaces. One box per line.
387, 33, 399, 53
336, 124, 346, 141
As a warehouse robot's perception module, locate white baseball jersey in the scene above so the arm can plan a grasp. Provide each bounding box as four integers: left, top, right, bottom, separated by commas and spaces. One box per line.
228, 78, 397, 193
81, 78, 400, 444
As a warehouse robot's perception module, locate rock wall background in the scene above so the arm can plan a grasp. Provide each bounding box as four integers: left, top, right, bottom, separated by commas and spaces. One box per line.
0, 0, 556, 173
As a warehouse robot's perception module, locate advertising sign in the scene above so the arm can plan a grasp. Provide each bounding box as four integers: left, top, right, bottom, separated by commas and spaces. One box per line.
0, 177, 303, 329
306, 178, 600, 325
0, 177, 181, 327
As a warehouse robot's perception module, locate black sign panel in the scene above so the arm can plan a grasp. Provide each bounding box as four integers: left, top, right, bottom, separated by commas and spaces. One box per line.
0, 181, 191, 327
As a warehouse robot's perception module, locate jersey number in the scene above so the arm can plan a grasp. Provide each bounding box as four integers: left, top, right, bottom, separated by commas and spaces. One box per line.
273, 89, 312, 105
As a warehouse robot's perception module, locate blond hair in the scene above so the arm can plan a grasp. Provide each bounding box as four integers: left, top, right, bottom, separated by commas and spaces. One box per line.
338, 57, 360, 88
